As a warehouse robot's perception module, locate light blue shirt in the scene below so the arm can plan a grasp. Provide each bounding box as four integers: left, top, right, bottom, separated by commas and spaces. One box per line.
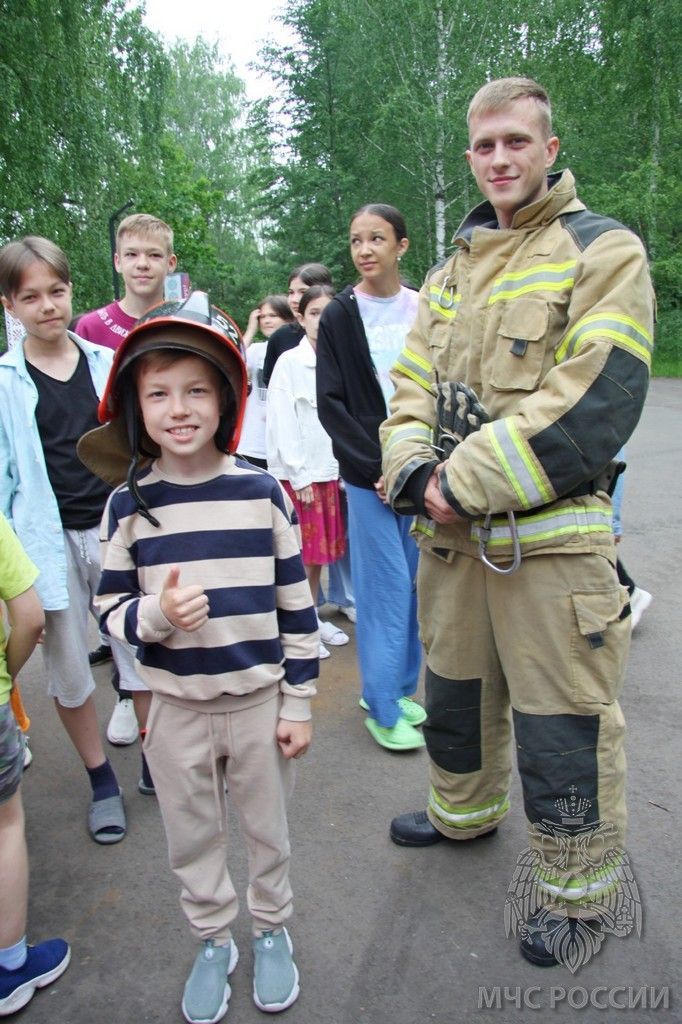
0, 333, 113, 610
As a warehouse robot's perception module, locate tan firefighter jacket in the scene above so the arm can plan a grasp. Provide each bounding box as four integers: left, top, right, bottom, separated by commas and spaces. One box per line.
380, 170, 655, 563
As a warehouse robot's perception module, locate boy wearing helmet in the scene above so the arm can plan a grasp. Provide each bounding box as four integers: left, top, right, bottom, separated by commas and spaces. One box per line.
80, 292, 318, 1023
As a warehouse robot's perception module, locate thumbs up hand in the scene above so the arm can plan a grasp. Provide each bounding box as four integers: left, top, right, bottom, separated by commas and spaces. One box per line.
159, 566, 210, 632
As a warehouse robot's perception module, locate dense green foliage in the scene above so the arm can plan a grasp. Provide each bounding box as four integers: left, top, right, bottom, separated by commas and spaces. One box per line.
0, 1, 268, 324
0, 0, 679, 370
257, 0, 681, 370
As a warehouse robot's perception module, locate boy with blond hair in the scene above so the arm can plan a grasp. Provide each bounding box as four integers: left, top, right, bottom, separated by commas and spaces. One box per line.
76, 213, 177, 351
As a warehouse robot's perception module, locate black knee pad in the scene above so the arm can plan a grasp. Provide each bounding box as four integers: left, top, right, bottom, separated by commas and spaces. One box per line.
424, 668, 481, 773
513, 710, 600, 826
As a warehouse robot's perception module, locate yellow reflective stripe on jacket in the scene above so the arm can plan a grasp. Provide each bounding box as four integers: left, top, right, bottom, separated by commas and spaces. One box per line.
392, 346, 433, 390
488, 260, 577, 304
470, 504, 612, 547
429, 283, 461, 320
384, 422, 433, 452
412, 515, 435, 538
556, 313, 653, 366
489, 419, 552, 509
430, 787, 510, 829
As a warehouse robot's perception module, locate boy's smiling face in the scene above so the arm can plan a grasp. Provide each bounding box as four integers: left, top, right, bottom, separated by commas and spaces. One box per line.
115, 233, 177, 305
136, 352, 225, 477
3, 261, 73, 346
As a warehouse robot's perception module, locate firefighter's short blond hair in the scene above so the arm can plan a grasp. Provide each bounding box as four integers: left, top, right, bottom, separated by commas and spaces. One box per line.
467, 78, 553, 140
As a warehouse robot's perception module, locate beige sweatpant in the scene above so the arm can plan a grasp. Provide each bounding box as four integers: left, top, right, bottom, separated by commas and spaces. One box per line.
144, 693, 295, 941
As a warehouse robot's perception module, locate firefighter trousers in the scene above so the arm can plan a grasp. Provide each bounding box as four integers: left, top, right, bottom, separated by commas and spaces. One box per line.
417, 545, 630, 862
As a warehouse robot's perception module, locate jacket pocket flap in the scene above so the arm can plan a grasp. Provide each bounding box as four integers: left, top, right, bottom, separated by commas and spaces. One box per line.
499, 300, 548, 342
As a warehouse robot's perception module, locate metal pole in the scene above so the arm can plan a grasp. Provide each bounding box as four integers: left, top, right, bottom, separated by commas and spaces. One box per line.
108, 200, 134, 300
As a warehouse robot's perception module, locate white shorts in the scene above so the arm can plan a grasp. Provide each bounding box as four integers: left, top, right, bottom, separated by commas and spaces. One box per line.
43, 527, 148, 707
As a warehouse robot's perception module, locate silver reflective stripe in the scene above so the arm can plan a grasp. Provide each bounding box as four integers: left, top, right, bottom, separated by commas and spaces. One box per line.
489, 419, 549, 509
470, 505, 612, 547
385, 423, 433, 452
558, 314, 653, 363
392, 347, 433, 390
536, 864, 622, 901
430, 791, 510, 826
488, 261, 577, 304
429, 283, 461, 319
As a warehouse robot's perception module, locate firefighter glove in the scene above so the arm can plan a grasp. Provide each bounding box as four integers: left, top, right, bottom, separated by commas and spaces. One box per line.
435, 381, 489, 459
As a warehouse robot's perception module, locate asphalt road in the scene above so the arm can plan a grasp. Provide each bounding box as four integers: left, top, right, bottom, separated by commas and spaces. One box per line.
15, 378, 681, 1024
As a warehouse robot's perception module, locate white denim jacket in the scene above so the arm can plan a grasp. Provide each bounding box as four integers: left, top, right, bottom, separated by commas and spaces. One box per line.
266, 336, 338, 491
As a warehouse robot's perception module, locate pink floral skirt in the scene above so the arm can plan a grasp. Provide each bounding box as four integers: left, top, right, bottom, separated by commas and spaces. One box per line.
282, 480, 346, 565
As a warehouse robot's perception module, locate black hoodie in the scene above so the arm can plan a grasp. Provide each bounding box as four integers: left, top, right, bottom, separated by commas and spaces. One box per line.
315, 285, 389, 489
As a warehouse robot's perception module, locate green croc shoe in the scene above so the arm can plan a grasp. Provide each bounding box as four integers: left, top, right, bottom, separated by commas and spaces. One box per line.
359, 697, 427, 727
397, 697, 427, 726
364, 716, 426, 751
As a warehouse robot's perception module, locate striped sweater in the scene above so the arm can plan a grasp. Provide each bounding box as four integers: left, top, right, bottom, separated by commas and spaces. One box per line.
95, 457, 318, 721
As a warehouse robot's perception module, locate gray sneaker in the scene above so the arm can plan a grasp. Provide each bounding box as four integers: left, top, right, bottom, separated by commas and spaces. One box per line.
252, 928, 299, 1013
182, 939, 239, 1024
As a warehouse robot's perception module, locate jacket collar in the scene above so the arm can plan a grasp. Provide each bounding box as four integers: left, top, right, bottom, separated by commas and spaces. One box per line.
453, 169, 585, 246
1, 330, 103, 380
298, 335, 317, 367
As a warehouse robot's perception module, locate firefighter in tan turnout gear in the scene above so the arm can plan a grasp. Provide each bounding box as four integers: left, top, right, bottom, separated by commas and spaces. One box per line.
381, 78, 654, 966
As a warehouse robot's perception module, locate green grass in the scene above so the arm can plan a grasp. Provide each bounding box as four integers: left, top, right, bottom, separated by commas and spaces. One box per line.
652, 359, 682, 376
653, 309, 682, 377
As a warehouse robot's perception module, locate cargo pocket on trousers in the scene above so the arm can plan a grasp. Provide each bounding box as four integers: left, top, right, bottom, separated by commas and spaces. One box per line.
570, 585, 629, 704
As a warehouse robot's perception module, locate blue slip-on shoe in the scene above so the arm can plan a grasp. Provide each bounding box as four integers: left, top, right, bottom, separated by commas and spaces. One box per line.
252, 928, 299, 1013
0, 939, 70, 1017
182, 939, 239, 1024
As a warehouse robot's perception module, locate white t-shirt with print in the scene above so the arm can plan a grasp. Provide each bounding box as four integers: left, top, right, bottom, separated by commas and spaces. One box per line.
354, 286, 419, 408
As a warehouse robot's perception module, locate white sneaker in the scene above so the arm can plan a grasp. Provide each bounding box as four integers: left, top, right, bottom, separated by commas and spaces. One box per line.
317, 619, 350, 646
252, 928, 299, 1013
630, 587, 652, 630
326, 603, 356, 624
106, 698, 139, 745
319, 642, 331, 660
182, 939, 239, 1024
